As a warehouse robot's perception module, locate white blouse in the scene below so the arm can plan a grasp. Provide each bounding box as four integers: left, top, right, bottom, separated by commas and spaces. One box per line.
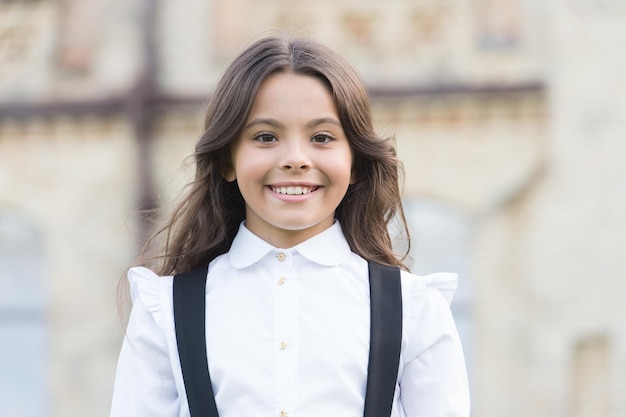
110, 222, 469, 417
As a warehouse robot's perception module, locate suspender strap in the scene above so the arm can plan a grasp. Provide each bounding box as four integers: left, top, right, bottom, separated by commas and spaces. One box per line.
363, 262, 403, 417
173, 264, 219, 417
173, 261, 402, 417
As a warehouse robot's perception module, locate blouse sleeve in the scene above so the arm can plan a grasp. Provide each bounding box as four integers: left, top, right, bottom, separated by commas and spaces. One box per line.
110, 267, 181, 417
399, 272, 470, 417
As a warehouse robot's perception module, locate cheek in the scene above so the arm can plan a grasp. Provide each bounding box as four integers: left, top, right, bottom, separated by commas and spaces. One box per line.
233, 153, 266, 183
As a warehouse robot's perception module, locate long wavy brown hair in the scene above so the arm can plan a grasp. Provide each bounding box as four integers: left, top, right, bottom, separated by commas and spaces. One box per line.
142, 36, 410, 275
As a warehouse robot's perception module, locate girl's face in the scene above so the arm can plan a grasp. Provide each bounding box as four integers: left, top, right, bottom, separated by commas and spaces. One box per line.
226, 72, 355, 248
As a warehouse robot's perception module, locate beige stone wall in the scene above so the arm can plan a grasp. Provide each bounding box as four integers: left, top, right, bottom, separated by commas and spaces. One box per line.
0, 2, 56, 99
206, 0, 543, 86
0, 116, 139, 416
0, 113, 205, 417
0, 1, 143, 101
469, 4, 626, 416
373, 91, 547, 209
151, 0, 545, 96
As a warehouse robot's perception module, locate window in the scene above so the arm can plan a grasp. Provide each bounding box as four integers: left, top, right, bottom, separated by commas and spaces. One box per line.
0, 210, 48, 416
403, 198, 473, 374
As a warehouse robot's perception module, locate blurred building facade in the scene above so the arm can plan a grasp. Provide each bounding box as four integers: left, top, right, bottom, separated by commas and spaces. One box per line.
0, 1, 625, 416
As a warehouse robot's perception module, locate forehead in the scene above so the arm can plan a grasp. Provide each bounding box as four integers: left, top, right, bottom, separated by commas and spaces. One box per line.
246, 72, 338, 121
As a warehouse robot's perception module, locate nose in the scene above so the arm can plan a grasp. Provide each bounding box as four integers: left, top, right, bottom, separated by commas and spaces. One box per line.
281, 140, 311, 171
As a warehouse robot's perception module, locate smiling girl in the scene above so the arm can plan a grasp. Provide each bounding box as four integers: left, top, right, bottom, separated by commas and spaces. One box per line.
111, 36, 469, 417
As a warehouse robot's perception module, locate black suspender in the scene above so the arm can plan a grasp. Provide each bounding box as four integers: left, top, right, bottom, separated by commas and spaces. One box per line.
173, 261, 402, 417
364, 262, 403, 417
173, 264, 218, 417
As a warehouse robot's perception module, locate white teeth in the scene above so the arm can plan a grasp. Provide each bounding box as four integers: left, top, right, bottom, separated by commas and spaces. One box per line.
272, 186, 312, 195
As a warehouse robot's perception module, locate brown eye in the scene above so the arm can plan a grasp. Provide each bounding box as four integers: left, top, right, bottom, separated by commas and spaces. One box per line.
254, 133, 277, 143
311, 134, 333, 143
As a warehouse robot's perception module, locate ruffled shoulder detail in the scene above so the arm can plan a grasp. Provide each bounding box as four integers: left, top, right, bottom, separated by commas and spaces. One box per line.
400, 270, 460, 361
127, 267, 173, 328
400, 270, 458, 306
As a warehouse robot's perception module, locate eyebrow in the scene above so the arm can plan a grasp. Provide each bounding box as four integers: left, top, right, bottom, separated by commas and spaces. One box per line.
305, 117, 342, 129
243, 117, 342, 130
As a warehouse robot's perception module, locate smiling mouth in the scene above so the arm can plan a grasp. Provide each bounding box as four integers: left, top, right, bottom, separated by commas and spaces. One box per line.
270, 186, 318, 195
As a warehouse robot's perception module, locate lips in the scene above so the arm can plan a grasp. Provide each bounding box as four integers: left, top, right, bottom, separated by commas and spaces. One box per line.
270, 185, 319, 195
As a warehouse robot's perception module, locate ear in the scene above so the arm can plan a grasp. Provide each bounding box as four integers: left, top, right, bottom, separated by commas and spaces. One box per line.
222, 165, 236, 182
349, 168, 357, 185
220, 156, 236, 182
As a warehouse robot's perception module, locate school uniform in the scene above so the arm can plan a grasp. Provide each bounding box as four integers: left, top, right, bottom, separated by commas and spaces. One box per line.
110, 221, 469, 417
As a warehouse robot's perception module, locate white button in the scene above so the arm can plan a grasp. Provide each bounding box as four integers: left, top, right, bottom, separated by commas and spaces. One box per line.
280, 411, 288, 417
279, 341, 287, 350
278, 277, 287, 285
276, 252, 286, 262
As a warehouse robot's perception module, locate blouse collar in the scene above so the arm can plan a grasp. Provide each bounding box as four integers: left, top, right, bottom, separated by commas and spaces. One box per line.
228, 221, 353, 269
